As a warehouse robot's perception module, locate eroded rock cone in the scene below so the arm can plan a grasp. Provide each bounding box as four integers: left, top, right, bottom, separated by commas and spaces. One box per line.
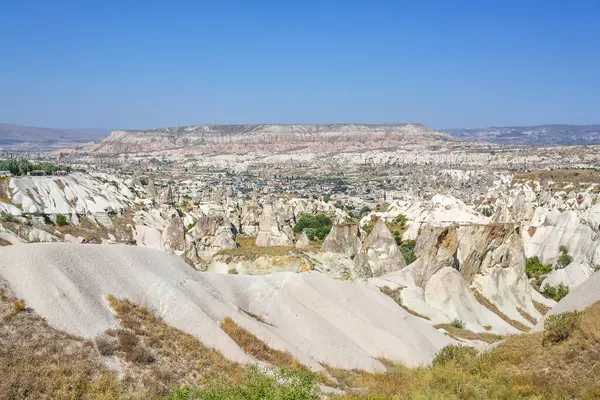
354, 219, 407, 278
161, 214, 186, 253
255, 204, 292, 247
295, 232, 310, 250
322, 222, 362, 258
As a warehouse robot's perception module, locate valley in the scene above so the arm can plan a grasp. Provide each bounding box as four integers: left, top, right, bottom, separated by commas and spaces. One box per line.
1, 123, 600, 398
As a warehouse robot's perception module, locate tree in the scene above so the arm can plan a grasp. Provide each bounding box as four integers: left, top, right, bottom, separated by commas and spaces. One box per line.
56, 214, 68, 226
542, 283, 569, 302
525, 256, 553, 280
556, 246, 572, 269
399, 239, 418, 265
293, 214, 333, 241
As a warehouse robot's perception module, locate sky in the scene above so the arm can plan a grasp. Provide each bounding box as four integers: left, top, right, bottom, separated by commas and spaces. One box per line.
0, 0, 599, 130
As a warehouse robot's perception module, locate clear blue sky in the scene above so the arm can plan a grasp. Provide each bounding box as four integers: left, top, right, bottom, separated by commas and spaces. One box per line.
1, 0, 599, 130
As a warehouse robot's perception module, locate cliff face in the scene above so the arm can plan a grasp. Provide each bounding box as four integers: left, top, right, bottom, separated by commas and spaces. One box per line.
84, 123, 455, 155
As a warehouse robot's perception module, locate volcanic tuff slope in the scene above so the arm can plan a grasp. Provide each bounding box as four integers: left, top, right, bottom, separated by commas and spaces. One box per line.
84, 123, 455, 154
0, 243, 453, 371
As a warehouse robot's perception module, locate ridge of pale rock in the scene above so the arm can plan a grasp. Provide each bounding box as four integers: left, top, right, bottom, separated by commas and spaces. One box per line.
0, 243, 454, 371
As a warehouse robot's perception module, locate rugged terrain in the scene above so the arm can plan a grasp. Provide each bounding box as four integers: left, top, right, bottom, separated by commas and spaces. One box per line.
1, 121, 600, 398
83, 123, 456, 155
444, 124, 600, 145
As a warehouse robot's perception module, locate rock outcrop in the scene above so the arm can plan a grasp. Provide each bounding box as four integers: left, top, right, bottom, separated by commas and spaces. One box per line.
86, 124, 454, 156
192, 216, 237, 257
355, 219, 407, 277
161, 214, 186, 253
255, 204, 292, 247
322, 223, 362, 258
371, 223, 541, 334
295, 232, 310, 250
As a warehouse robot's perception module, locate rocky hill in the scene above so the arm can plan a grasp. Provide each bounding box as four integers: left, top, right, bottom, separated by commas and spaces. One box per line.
0, 123, 108, 151
84, 124, 456, 155
444, 124, 600, 145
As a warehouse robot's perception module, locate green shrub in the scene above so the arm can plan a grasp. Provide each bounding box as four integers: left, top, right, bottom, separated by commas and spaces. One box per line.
556, 246, 572, 268
56, 214, 68, 226
481, 207, 492, 217
541, 283, 569, 302
0, 211, 14, 222
432, 345, 478, 367
358, 206, 371, 219
293, 214, 332, 241
525, 256, 553, 280
394, 214, 407, 226
450, 318, 466, 329
399, 239, 417, 265
393, 230, 401, 245
170, 366, 318, 400
543, 311, 580, 346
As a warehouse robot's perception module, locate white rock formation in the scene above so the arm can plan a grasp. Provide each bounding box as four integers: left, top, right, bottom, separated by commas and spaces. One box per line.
255, 204, 292, 247
295, 232, 310, 250
0, 243, 454, 371
366, 194, 490, 240
8, 173, 136, 218
355, 219, 407, 277
371, 223, 541, 333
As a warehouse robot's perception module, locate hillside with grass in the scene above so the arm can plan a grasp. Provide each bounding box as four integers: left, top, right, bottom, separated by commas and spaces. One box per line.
3, 276, 600, 399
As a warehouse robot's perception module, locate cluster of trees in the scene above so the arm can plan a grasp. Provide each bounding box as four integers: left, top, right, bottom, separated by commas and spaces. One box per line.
525, 256, 553, 286
293, 214, 333, 241
542, 282, 569, 302
0, 158, 70, 176
399, 239, 417, 265
526, 253, 570, 301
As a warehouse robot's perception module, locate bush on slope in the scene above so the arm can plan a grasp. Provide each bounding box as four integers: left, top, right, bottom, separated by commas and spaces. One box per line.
332, 301, 600, 400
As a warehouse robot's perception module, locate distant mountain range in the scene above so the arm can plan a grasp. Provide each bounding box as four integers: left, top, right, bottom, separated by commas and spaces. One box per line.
0, 123, 109, 151
83, 123, 457, 155
442, 124, 600, 145
2, 122, 600, 152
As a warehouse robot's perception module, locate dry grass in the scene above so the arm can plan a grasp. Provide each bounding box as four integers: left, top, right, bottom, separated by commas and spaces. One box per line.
331, 302, 600, 399
54, 178, 66, 191
517, 307, 538, 325
533, 300, 551, 316
217, 239, 297, 258
215, 236, 320, 270
379, 286, 431, 320
527, 225, 537, 237
241, 309, 272, 326
221, 317, 307, 371
54, 215, 109, 241
514, 169, 600, 185
0, 178, 12, 204
434, 324, 505, 344
109, 208, 136, 243
473, 290, 530, 332
105, 296, 247, 397
0, 290, 310, 399
0, 282, 123, 399
12, 298, 26, 312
